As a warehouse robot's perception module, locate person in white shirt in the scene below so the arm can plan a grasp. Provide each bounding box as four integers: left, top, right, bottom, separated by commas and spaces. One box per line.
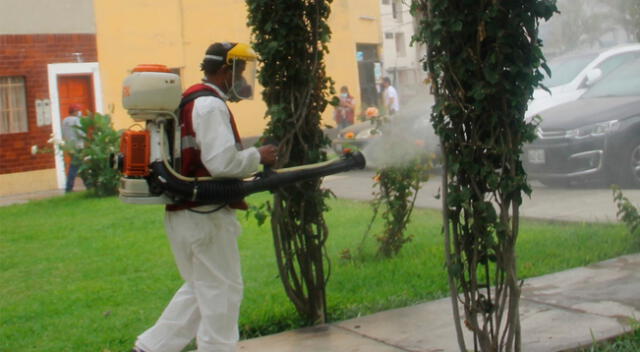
133, 42, 277, 352
382, 76, 400, 115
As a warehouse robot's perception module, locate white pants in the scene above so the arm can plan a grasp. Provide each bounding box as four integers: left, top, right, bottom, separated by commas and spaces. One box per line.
136, 207, 243, 352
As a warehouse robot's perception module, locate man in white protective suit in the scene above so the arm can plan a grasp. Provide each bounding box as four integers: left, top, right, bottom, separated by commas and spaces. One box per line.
132, 42, 278, 352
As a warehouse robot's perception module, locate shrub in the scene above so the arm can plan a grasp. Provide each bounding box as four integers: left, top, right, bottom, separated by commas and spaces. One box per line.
370, 159, 430, 257
70, 113, 122, 197
612, 185, 640, 249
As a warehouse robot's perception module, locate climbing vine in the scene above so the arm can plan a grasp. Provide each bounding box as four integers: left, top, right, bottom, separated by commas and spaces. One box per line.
412, 1, 557, 351
247, 0, 333, 325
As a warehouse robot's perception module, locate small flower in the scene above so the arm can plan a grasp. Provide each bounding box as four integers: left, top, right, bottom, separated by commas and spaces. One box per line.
344, 131, 355, 139
31, 145, 38, 155
83, 155, 91, 161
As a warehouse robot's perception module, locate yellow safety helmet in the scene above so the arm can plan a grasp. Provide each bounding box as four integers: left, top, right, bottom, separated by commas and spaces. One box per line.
226, 43, 257, 64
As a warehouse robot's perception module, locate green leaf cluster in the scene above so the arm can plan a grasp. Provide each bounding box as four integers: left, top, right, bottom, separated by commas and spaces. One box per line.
612, 185, 640, 249
66, 113, 122, 197
370, 160, 430, 257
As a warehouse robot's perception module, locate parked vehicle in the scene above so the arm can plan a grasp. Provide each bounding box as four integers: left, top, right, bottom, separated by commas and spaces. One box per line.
526, 43, 640, 118
523, 58, 640, 187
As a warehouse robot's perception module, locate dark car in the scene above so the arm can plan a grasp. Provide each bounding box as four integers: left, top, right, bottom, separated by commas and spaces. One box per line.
523, 58, 640, 187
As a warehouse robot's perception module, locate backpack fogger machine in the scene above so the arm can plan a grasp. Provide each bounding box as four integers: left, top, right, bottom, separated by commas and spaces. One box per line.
115, 64, 366, 205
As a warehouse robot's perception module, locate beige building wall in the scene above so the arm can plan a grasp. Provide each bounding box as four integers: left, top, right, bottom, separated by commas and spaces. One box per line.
0, 170, 58, 196
0, 0, 95, 34
94, 0, 381, 137
329, 0, 381, 116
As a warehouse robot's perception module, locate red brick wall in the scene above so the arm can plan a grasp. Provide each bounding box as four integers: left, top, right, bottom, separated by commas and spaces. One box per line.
0, 34, 97, 174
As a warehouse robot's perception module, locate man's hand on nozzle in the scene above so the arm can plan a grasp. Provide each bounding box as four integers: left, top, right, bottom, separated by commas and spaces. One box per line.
258, 145, 278, 166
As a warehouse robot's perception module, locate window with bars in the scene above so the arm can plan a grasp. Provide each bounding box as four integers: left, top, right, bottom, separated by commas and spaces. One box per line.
0, 76, 28, 134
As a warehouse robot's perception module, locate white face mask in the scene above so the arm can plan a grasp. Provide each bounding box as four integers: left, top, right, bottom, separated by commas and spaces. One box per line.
341, 93, 348, 98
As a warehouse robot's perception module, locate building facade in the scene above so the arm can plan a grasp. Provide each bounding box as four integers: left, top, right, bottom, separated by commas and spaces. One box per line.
0, 0, 102, 195
380, 0, 427, 102
0, 0, 381, 196
94, 0, 382, 136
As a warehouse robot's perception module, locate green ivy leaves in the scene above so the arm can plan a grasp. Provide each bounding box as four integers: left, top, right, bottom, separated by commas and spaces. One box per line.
247, 0, 334, 325
73, 113, 122, 197
412, 0, 558, 350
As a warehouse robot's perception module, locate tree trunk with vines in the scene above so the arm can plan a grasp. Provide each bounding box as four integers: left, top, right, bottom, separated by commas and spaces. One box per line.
247, 0, 333, 325
412, 1, 557, 350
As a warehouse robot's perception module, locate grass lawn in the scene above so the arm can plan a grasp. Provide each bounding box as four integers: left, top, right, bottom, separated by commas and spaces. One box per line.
0, 191, 636, 351
582, 327, 640, 352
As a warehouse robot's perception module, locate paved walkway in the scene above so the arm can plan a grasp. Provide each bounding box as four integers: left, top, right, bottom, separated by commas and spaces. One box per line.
2, 177, 639, 351
322, 170, 640, 223
0, 189, 65, 207
239, 254, 640, 352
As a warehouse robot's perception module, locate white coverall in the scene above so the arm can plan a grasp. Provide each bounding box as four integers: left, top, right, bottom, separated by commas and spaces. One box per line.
136, 83, 261, 352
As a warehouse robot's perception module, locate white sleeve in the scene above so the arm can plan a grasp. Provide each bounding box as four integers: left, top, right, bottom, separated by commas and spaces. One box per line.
192, 97, 261, 179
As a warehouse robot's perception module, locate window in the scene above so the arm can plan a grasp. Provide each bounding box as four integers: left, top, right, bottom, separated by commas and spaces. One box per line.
0, 76, 28, 134
596, 52, 640, 77
392, 0, 403, 22
395, 32, 406, 57
385, 32, 394, 39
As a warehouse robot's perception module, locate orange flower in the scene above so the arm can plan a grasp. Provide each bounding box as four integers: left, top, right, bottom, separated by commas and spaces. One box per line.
373, 175, 381, 182
342, 147, 352, 154
344, 131, 355, 139
365, 106, 379, 118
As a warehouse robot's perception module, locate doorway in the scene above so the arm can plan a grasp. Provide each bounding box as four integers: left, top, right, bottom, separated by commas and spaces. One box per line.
57, 75, 95, 186
356, 43, 381, 108
47, 62, 103, 189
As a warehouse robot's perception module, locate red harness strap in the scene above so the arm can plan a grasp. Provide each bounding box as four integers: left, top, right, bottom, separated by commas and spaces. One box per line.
166, 83, 248, 211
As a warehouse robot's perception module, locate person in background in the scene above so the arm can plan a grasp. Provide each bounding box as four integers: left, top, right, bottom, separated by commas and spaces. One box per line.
334, 85, 355, 129
61, 103, 84, 193
382, 77, 400, 115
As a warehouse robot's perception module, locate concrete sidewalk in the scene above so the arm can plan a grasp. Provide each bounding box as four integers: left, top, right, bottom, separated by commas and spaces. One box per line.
239, 254, 640, 351
0, 189, 65, 207
322, 170, 640, 223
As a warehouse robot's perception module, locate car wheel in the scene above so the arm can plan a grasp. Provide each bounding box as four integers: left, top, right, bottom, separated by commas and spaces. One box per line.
620, 140, 640, 188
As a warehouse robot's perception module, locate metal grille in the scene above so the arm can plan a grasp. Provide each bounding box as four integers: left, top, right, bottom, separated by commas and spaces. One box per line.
538, 129, 566, 139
